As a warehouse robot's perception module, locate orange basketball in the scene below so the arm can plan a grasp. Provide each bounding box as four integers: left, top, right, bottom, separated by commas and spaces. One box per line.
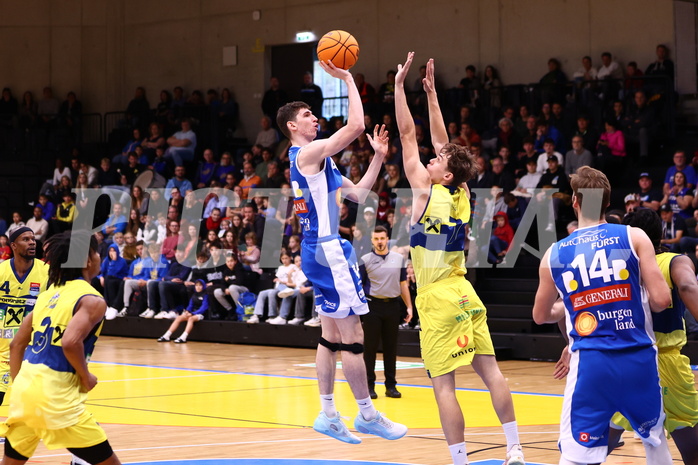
316, 30, 359, 70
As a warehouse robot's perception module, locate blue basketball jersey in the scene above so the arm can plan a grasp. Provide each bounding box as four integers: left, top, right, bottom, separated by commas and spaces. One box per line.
549, 223, 654, 351
289, 146, 342, 241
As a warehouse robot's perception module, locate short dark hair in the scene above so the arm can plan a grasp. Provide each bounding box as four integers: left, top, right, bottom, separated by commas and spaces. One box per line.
623, 209, 663, 252
277, 101, 310, 139
466, 65, 476, 73
373, 225, 389, 235
602, 52, 612, 59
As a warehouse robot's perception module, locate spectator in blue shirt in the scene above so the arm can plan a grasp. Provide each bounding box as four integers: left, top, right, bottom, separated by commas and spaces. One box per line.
143, 248, 191, 319
99, 244, 128, 311
663, 150, 697, 196
102, 202, 128, 239
165, 166, 194, 200
195, 149, 218, 188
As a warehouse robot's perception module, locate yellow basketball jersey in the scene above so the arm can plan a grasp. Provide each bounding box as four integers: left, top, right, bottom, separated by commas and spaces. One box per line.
8, 279, 104, 429
0, 259, 49, 366
653, 253, 687, 350
410, 184, 470, 288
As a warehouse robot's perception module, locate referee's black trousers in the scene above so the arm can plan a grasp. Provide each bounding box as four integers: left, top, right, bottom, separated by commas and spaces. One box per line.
362, 298, 401, 390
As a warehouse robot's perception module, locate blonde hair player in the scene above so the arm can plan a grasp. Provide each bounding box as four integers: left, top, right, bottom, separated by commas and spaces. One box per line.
533, 166, 673, 465
394, 51, 525, 465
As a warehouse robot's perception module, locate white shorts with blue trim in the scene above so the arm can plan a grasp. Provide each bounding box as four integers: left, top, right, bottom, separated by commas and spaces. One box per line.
559, 346, 666, 464
301, 235, 368, 319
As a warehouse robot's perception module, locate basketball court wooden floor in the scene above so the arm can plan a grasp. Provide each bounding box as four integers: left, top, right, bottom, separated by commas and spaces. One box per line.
1, 337, 689, 465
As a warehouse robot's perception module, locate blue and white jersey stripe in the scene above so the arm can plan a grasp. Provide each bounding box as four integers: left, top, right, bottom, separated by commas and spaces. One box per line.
549, 223, 655, 351
289, 146, 342, 241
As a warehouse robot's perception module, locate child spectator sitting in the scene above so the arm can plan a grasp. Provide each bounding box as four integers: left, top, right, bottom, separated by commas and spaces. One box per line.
268, 255, 308, 325
0, 235, 11, 262
239, 232, 262, 277
122, 232, 139, 263
376, 191, 391, 226
112, 232, 125, 255
150, 146, 167, 176
212, 252, 248, 320
53, 192, 76, 233
247, 252, 297, 324
488, 211, 514, 265
157, 279, 209, 343
137, 215, 158, 245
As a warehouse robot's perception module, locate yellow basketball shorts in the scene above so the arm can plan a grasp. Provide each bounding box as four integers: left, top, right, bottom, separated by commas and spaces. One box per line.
0, 410, 108, 457
417, 275, 494, 378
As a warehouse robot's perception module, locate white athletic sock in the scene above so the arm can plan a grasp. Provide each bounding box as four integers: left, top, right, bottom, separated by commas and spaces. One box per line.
71, 455, 90, 465
559, 458, 585, 465
448, 442, 468, 465
320, 394, 336, 418
162, 330, 172, 339
502, 420, 521, 451
642, 432, 673, 465
356, 396, 377, 421
179, 331, 189, 341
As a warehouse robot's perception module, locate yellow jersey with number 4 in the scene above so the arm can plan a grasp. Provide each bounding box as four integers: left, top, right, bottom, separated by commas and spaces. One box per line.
0, 259, 49, 382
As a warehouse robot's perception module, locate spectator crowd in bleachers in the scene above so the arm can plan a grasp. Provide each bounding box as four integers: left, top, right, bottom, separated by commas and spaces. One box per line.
0, 44, 696, 339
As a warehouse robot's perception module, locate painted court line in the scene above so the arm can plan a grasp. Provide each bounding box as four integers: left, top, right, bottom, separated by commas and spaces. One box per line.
91, 360, 564, 398
100, 373, 231, 383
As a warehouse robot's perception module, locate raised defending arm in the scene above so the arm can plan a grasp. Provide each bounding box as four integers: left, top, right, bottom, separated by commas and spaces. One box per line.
423, 58, 448, 155
395, 52, 430, 191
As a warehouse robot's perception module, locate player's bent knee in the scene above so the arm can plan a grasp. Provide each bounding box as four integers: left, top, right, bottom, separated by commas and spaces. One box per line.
340, 342, 364, 354
4, 438, 29, 461
68, 440, 114, 465
318, 337, 340, 352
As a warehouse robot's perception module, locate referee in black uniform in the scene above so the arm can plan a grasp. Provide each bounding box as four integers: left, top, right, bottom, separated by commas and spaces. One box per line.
359, 225, 412, 399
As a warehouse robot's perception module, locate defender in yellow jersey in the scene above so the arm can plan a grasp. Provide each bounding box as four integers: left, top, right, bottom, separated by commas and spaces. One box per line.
609, 210, 698, 465
0, 227, 49, 403
0, 231, 121, 465
395, 52, 525, 465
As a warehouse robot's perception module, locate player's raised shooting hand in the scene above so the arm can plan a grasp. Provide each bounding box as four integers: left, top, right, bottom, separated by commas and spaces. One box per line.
319, 60, 352, 81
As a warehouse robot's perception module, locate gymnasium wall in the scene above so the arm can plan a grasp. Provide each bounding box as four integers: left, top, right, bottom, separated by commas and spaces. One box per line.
0, 0, 675, 141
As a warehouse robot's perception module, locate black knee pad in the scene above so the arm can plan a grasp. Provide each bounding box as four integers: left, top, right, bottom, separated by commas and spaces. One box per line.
340, 342, 364, 354
68, 440, 114, 465
318, 337, 340, 352
5, 439, 29, 461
